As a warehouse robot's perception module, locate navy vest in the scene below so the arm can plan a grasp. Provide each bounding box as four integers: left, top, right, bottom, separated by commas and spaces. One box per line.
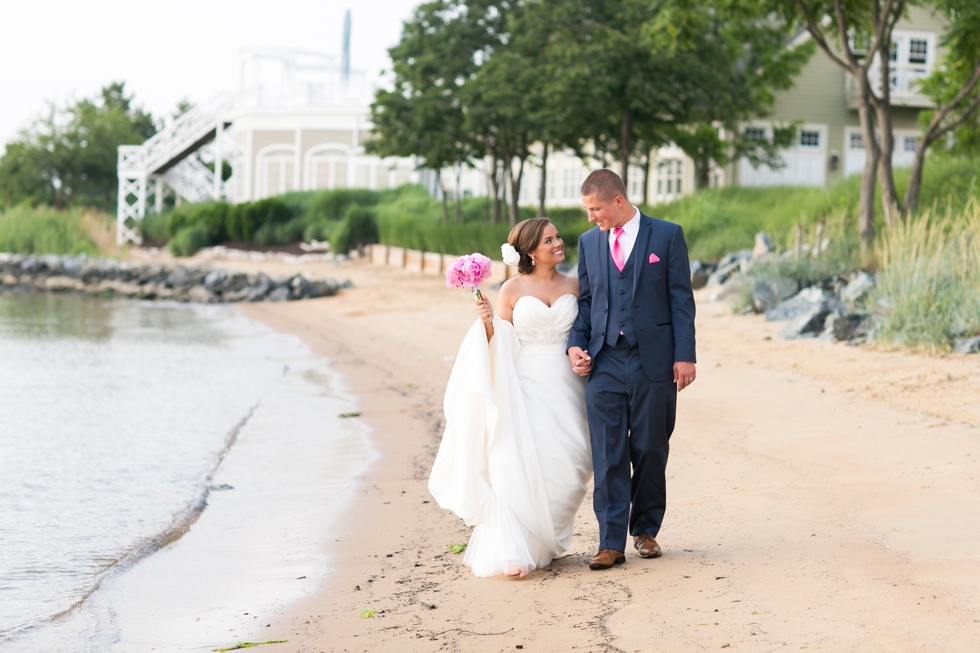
605, 244, 638, 347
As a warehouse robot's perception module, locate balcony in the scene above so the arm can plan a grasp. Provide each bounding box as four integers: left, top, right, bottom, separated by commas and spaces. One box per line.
845, 62, 934, 109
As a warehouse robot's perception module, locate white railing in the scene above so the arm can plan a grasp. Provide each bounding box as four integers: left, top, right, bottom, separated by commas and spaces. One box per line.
119, 93, 234, 176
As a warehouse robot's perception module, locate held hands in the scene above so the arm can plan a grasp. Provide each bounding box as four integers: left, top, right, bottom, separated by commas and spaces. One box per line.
674, 361, 696, 391
568, 346, 592, 377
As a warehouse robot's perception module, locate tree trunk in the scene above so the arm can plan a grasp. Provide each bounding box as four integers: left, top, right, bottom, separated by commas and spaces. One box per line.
438, 169, 449, 226
695, 156, 711, 190
538, 143, 549, 217
508, 136, 529, 226
856, 81, 880, 251
620, 106, 633, 189
487, 155, 501, 225
874, 42, 902, 227
641, 146, 652, 206
904, 137, 928, 214
454, 164, 463, 224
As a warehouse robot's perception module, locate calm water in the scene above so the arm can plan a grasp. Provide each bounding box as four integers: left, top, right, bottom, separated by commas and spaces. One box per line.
0, 291, 369, 650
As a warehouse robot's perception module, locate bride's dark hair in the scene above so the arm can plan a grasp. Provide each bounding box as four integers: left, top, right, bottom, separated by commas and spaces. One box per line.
507, 218, 551, 275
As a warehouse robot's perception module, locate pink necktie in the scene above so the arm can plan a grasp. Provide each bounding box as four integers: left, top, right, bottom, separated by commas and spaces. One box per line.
611, 227, 625, 272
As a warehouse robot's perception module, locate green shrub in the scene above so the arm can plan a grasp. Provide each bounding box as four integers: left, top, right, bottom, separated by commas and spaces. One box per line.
168, 222, 212, 257
253, 216, 308, 246
139, 211, 170, 242
307, 189, 381, 222
332, 206, 380, 254
871, 204, 980, 352
226, 197, 290, 241
303, 220, 337, 243
0, 205, 103, 255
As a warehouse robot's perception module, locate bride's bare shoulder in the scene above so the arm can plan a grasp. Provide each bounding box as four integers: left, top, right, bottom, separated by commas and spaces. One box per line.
560, 273, 580, 297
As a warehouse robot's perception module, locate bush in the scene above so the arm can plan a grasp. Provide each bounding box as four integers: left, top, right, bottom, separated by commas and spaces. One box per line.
307, 189, 381, 222
168, 223, 212, 257
226, 197, 291, 241
331, 206, 380, 255
139, 211, 170, 242
871, 203, 980, 352
303, 220, 337, 243
0, 205, 103, 255
253, 215, 309, 246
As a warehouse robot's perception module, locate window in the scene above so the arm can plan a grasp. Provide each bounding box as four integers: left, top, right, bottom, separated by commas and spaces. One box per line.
800, 130, 821, 148
655, 159, 683, 198
744, 127, 766, 142
849, 133, 865, 150
562, 168, 582, 199
904, 136, 918, 152
909, 39, 928, 65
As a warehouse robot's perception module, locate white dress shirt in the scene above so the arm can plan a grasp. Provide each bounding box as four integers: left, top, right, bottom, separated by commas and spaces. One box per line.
608, 206, 641, 262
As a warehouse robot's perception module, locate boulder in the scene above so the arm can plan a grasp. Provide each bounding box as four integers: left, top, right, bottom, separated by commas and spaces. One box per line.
952, 336, 980, 354
245, 277, 272, 302
718, 249, 752, 268
841, 271, 875, 305
268, 286, 291, 302
765, 286, 843, 322
706, 260, 742, 288
752, 232, 775, 259
777, 305, 831, 339
752, 277, 799, 313
690, 260, 709, 290
825, 313, 867, 341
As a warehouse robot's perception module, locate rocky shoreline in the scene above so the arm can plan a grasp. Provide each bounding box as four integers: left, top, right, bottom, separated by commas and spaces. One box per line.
691, 233, 980, 355
0, 253, 351, 303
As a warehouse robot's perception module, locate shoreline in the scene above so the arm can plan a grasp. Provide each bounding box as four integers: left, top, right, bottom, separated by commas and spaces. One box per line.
233, 258, 980, 652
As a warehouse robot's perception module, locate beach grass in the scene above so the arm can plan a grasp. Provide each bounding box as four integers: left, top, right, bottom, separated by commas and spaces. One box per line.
0, 204, 115, 256
871, 201, 980, 353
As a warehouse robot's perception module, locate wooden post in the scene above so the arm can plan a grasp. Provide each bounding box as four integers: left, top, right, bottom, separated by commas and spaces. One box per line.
812, 220, 825, 258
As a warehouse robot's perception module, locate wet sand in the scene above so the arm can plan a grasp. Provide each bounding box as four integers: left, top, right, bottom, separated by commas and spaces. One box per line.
225, 256, 980, 652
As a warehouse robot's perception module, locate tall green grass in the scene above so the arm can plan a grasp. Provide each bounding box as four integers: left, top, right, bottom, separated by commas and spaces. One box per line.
871, 202, 980, 353
0, 205, 107, 255
649, 155, 980, 261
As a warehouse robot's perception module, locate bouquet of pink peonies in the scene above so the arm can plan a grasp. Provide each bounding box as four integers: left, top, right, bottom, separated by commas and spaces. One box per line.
445, 253, 493, 300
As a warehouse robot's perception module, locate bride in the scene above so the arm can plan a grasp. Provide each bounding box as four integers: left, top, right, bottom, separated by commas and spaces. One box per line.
428, 218, 593, 578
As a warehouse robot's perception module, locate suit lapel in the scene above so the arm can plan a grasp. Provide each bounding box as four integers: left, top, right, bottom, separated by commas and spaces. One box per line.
632, 214, 651, 299
596, 227, 608, 305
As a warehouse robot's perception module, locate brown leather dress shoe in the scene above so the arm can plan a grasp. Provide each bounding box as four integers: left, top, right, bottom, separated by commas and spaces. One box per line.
589, 548, 626, 570
633, 534, 662, 558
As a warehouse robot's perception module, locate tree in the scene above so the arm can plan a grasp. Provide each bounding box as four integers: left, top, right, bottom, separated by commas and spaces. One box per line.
905, 0, 980, 212
0, 82, 155, 211
665, 3, 813, 190
768, 0, 910, 249
367, 0, 490, 224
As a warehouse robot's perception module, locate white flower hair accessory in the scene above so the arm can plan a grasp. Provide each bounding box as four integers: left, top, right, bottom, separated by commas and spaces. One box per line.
501, 242, 521, 267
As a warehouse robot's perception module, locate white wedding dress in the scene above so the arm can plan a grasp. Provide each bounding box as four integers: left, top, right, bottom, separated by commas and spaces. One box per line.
428, 294, 592, 577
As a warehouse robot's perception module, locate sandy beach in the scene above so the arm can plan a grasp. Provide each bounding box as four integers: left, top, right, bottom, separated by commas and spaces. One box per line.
218, 255, 980, 652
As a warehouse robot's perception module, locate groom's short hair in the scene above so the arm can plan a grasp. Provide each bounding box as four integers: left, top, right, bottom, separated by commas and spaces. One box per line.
581, 169, 628, 203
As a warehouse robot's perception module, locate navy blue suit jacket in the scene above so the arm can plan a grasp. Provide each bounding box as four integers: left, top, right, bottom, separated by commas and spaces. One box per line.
567, 213, 697, 382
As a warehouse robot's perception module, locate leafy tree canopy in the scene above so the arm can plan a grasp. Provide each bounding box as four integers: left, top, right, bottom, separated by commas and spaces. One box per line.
0, 82, 156, 212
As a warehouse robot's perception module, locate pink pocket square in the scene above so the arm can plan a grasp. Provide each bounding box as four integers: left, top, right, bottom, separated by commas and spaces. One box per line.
648, 252, 661, 264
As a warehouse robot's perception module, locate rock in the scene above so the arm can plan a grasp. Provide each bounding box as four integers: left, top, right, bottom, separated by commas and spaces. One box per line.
203, 271, 226, 291
841, 271, 875, 306
825, 313, 867, 341
706, 260, 742, 288
268, 286, 291, 302
752, 232, 775, 259
690, 260, 709, 290
752, 277, 799, 313
765, 287, 843, 322
777, 305, 831, 339
245, 276, 272, 302
305, 280, 337, 299
718, 249, 752, 268
952, 336, 980, 354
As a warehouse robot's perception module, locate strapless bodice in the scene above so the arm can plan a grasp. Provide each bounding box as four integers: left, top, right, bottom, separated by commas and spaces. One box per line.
512, 294, 578, 347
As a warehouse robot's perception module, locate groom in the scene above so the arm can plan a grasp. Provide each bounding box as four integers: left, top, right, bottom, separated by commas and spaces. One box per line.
567, 169, 697, 571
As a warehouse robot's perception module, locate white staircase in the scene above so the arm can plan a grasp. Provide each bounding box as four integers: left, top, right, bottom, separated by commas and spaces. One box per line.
116, 93, 234, 245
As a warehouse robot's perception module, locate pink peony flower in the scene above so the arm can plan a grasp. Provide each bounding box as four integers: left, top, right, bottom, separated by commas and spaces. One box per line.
446, 253, 492, 299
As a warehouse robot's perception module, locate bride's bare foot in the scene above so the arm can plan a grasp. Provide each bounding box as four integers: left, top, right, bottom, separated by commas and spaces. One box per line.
505, 567, 527, 578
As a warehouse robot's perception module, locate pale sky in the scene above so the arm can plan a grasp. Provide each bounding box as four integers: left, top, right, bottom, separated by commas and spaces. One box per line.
0, 0, 422, 149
